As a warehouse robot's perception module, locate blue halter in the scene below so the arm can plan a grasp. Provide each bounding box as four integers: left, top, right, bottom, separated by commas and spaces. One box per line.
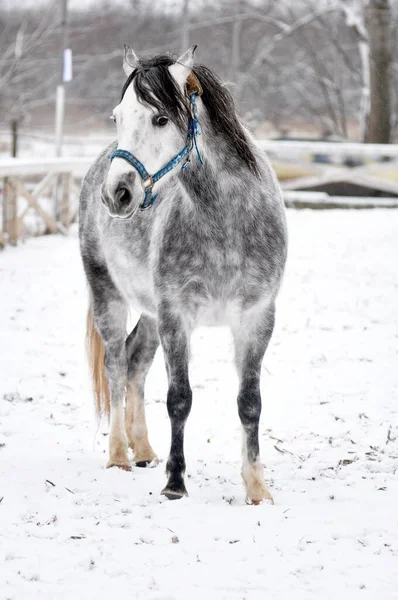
110, 93, 203, 210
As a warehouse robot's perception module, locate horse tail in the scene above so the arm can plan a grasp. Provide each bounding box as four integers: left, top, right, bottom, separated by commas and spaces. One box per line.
86, 302, 110, 419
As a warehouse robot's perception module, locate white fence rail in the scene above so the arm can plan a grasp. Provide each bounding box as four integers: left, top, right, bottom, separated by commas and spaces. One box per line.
257, 140, 398, 158
0, 157, 92, 177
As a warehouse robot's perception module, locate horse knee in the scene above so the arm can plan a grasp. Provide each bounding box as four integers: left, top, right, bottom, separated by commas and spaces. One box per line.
238, 389, 261, 427
105, 343, 126, 374
167, 383, 192, 421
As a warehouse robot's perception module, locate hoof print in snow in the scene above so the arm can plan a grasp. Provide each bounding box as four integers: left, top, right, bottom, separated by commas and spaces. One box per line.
3, 392, 33, 404
171, 535, 179, 544
223, 495, 235, 505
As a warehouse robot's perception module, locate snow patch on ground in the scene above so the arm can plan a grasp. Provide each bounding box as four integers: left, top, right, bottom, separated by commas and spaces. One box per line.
1, 210, 397, 599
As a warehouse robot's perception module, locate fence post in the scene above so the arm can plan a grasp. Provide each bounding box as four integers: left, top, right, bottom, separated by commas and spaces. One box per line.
1, 177, 6, 248
0, 186, 4, 245
6, 179, 18, 245
11, 119, 18, 158
59, 172, 72, 228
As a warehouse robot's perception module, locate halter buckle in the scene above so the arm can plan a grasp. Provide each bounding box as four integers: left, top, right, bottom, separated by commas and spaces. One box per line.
139, 200, 153, 211
141, 176, 154, 191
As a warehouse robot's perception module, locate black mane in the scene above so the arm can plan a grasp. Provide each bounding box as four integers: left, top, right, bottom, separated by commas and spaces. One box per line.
121, 54, 259, 176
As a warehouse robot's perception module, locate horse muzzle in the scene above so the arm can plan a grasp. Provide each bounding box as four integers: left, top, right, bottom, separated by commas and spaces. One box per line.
101, 171, 139, 219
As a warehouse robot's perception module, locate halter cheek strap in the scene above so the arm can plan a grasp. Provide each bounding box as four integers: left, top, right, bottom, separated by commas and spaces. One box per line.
110, 92, 203, 211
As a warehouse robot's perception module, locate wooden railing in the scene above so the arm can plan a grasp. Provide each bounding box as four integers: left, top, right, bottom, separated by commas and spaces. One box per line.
257, 140, 398, 158
1, 141, 398, 247
0, 158, 91, 247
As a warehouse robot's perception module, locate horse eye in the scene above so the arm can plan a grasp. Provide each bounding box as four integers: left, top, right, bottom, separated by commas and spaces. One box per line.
110, 114, 116, 123
153, 115, 169, 127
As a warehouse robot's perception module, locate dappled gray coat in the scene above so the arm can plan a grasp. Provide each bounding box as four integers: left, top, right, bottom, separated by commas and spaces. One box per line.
79, 47, 287, 504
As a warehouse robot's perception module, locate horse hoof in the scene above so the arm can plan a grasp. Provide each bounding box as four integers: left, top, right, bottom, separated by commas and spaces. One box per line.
106, 460, 132, 472
136, 460, 152, 468
161, 479, 188, 500
134, 456, 159, 468
247, 496, 274, 506
246, 487, 274, 505
243, 464, 274, 505
161, 488, 188, 500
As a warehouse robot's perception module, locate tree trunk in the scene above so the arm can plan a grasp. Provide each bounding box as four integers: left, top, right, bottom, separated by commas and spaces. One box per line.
365, 0, 391, 143
6, 179, 18, 246
11, 120, 18, 157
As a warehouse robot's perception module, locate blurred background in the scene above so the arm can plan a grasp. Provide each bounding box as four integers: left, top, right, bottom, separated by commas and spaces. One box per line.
2, 0, 398, 246
1, 0, 398, 159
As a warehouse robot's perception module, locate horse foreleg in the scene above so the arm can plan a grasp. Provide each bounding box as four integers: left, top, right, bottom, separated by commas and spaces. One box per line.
233, 303, 276, 505
125, 316, 159, 467
158, 305, 192, 499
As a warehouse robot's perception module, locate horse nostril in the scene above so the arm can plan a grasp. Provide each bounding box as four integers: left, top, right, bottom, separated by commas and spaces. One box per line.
115, 186, 131, 206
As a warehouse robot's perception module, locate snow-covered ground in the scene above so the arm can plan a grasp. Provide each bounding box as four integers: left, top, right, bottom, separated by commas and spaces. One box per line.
1, 210, 397, 599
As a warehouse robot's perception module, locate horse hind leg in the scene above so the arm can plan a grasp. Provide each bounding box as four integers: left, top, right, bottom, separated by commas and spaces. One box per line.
85, 260, 130, 471
101, 322, 130, 471
233, 302, 276, 505
125, 316, 159, 467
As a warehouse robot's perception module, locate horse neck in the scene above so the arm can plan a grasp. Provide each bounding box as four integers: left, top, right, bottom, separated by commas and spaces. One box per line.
178, 123, 248, 211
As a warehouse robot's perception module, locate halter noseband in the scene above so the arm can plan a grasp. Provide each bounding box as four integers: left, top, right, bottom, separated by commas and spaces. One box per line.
110, 81, 203, 211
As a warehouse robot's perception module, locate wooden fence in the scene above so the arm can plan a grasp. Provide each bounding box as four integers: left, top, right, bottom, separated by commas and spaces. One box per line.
258, 140, 398, 208
1, 141, 398, 247
0, 158, 91, 247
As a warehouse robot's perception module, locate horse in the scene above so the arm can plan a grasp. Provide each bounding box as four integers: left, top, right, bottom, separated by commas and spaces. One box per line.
79, 45, 287, 504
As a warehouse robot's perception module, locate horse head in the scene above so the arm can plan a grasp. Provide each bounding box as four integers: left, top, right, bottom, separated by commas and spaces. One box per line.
101, 45, 199, 219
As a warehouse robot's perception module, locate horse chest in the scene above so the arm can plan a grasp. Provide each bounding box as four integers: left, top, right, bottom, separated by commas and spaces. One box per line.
157, 237, 248, 324
104, 242, 156, 312
160, 238, 243, 287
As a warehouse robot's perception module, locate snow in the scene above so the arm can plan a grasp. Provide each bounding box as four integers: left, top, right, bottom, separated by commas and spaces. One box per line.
1, 209, 397, 599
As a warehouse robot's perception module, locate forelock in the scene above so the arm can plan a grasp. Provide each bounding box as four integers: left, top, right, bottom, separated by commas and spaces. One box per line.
119, 52, 260, 176
121, 54, 189, 131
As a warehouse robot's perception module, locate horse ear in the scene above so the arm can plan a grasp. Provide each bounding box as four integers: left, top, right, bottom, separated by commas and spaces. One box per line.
169, 45, 197, 87
123, 45, 139, 77
177, 45, 197, 70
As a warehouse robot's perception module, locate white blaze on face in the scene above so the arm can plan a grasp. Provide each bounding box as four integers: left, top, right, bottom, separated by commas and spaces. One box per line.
104, 46, 198, 208
106, 87, 177, 202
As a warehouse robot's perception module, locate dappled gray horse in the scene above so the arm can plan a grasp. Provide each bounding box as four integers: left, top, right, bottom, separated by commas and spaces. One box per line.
79, 46, 287, 504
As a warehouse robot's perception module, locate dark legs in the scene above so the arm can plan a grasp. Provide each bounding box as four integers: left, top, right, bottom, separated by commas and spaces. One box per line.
87, 249, 275, 503
125, 315, 159, 466
158, 305, 192, 498
233, 302, 276, 504
157, 299, 275, 503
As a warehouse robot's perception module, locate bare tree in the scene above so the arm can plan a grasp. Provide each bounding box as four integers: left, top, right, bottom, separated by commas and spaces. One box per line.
365, 0, 392, 142
0, 7, 60, 154
1, 0, 398, 147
